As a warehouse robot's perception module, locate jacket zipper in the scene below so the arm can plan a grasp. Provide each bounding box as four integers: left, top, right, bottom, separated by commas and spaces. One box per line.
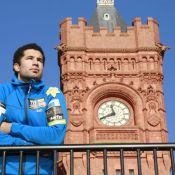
23, 84, 32, 174
24, 84, 32, 124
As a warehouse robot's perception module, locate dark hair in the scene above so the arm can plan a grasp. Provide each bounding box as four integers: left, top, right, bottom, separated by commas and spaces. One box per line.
13, 43, 45, 66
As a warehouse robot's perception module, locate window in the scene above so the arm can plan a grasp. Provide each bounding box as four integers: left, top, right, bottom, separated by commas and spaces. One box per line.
116, 169, 121, 175
129, 169, 134, 175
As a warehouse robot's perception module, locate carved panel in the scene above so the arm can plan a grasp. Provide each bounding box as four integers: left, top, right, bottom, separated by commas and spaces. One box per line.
70, 118, 83, 127
67, 85, 90, 114
95, 130, 139, 142
72, 100, 81, 114
147, 115, 160, 127
139, 73, 163, 84
147, 102, 160, 127
138, 85, 159, 102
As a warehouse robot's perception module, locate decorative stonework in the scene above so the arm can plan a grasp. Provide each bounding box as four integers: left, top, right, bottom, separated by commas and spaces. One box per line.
107, 65, 117, 71
139, 73, 163, 84
72, 100, 81, 114
95, 130, 139, 142
55, 43, 67, 53
147, 102, 160, 127
155, 43, 170, 56
68, 85, 90, 114
59, 46, 160, 53
147, 115, 160, 127
138, 85, 159, 102
70, 120, 83, 127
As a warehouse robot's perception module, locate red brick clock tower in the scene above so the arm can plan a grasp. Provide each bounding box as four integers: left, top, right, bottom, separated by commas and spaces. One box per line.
58, 0, 170, 174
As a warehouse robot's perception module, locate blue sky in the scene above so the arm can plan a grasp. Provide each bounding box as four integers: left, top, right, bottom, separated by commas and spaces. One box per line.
0, 0, 175, 142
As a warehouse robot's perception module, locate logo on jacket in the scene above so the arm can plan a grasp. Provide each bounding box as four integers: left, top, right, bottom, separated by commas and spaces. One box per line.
28, 98, 46, 109
46, 87, 60, 97
46, 99, 66, 126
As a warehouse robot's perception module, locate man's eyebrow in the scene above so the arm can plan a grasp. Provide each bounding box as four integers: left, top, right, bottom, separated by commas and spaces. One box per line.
37, 57, 43, 59
25, 55, 34, 57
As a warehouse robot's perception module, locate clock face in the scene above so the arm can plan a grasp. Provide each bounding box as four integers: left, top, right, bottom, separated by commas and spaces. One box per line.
98, 100, 130, 126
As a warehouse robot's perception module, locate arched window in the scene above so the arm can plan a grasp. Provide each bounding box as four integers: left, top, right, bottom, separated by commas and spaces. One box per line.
149, 57, 154, 70
142, 57, 147, 71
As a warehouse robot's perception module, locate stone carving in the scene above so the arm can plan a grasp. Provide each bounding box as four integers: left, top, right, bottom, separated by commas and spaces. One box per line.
147, 102, 160, 127
68, 85, 90, 113
107, 65, 117, 71
69, 86, 82, 114
72, 100, 81, 114
103, 78, 107, 82
138, 85, 158, 102
140, 73, 163, 84
61, 72, 87, 81
55, 43, 67, 53
129, 81, 134, 86
147, 115, 160, 127
155, 43, 170, 56
93, 81, 98, 86
148, 102, 156, 113
96, 130, 139, 141
147, 86, 157, 102
70, 120, 83, 127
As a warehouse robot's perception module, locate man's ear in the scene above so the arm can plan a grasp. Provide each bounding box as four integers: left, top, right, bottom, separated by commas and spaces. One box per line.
13, 63, 20, 73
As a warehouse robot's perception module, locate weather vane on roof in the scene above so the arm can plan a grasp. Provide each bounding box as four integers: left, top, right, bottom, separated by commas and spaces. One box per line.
97, 0, 114, 6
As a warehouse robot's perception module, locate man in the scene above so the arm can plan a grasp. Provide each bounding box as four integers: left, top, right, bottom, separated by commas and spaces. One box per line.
0, 43, 68, 174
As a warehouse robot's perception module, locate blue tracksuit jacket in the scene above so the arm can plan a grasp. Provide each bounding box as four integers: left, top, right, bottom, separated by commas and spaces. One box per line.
0, 76, 68, 175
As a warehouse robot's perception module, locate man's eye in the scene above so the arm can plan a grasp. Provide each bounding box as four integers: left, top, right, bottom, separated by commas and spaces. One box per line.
26, 57, 33, 60
38, 58, 44, 63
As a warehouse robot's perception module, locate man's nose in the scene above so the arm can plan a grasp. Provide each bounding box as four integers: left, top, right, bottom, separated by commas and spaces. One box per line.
32, 58, 39, 65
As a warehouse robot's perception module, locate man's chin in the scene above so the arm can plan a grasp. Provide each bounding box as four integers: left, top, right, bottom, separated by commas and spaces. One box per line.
33, 77, 42, 81
29, 75, 42, 81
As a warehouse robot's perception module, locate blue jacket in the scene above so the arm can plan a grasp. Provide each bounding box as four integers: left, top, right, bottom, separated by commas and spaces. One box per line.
0, 76, 68, 174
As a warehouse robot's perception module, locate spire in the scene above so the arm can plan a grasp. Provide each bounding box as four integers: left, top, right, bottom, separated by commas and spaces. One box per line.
89, 0, 127, 33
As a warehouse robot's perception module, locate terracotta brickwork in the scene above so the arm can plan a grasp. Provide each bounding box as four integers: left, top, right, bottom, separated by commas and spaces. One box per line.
58, 17, 170, 175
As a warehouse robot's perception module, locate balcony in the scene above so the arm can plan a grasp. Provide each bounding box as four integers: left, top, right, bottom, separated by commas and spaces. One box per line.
0, 143, 174, 175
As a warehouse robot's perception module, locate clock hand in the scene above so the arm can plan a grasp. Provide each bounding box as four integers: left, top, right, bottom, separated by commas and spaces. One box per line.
100, 111, 115, 120
110, 105, 115, 114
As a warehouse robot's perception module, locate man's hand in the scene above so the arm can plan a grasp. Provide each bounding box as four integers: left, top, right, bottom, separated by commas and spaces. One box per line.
0, 122, 12, 134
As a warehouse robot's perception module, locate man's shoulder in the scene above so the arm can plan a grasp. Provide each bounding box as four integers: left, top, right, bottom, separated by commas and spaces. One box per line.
0, 83, 13, 100
0, 83, 13, 91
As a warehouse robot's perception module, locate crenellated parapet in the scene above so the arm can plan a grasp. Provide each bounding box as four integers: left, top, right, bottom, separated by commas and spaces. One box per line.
60, 17, 160, 50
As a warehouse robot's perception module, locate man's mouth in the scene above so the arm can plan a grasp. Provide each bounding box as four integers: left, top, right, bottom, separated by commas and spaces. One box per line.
30, 68, 39, 73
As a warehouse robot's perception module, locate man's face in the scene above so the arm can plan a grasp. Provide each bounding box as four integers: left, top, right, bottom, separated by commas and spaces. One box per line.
14, 49, 44, 82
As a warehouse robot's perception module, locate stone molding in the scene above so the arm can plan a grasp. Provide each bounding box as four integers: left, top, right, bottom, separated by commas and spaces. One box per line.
58, 46, 160, 53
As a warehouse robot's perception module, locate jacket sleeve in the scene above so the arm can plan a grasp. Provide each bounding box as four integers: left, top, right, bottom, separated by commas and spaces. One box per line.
0, 85, 6, 125
0, 131, 33, 145
10, 89, 68, 145
0, 85, 34, 145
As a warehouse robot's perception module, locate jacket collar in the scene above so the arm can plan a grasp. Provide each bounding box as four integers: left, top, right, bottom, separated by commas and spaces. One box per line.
11, 75, 45, 90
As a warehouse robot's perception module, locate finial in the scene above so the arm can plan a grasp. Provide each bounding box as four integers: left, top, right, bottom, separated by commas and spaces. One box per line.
97, 0, 114, 6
